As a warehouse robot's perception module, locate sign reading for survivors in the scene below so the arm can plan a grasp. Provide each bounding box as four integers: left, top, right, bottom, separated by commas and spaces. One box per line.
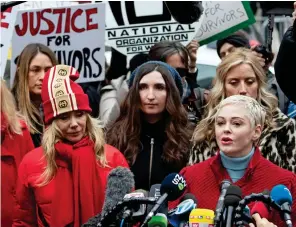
1, 7, 18, 78
11, 3, 105, 86
194, 1, 255, 45
105, 1, 201, 56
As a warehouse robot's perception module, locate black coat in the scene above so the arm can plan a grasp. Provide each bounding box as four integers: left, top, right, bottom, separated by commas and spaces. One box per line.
275, 22, 296, 104
130, 119, 184, 191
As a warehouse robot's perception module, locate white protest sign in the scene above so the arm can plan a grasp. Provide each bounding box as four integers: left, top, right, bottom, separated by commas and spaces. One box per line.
0, 7, 18, 78
16, 1, 75, 10
11, 3, 105, 87
194, 1, 255, 45
105, 1, 202, 57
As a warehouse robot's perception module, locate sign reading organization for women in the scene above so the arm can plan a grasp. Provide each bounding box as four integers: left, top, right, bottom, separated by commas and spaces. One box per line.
10, 3, 105, 86
105, 1, 255, 56
105, 1, 202, 56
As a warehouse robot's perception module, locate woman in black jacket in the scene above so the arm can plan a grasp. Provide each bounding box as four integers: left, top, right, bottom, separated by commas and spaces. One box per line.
274, 2, 296, 103
106, 61, 193, 190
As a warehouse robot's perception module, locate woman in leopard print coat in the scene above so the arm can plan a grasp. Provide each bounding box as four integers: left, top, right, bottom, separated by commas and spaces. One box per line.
189, 48, 296, 172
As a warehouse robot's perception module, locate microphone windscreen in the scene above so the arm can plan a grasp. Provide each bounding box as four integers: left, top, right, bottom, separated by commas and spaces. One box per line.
148, 213, 168, 227
164, 1, 204, 24
250, 202, 269, 218
181, 193, 198, 204
160, 173, 186, 201
102, 167, 135, 214
270, 184, 292, 205
224, 185, 242, 206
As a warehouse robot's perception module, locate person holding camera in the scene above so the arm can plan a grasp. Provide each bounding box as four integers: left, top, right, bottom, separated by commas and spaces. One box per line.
107, 61, 193, 190
217, 33, 290, 115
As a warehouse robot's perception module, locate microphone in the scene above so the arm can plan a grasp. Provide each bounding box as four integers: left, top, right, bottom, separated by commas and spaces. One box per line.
214, 180, 231, 227
121, 189, 148, 221
147, 184, 168, 215
271, 184, 293, 227
189, 208, 215, 226
102, 167, 135, 214
224, 185, 242, 227
148, 213, 168, 227
164, 1, 204, 24
1, 1, 26, 11
141, 173, 187, 227
168, 193, 197, 227
83, 167, 134, 227
250, 190, 271, 220
250, 202, 270, 219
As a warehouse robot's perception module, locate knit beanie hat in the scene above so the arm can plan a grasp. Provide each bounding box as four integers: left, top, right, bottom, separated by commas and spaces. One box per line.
216, 34, 250, 58
41, 65, 92, 124
128, 61, 183, 97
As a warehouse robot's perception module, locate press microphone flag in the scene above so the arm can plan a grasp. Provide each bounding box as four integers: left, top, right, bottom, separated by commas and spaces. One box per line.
189, 208, 215, 227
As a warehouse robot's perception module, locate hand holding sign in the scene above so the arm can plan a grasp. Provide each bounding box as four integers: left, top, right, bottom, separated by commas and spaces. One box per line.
186, 40, 199, 67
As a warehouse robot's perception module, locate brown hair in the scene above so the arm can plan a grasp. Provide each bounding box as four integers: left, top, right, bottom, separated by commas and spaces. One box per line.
149, 41, 189, 68
107, 63, 192, 167
11, 43, 58, 134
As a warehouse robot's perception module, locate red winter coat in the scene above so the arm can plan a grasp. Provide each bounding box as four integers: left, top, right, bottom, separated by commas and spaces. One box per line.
12, 143, 129, 227
171, 148, 296, 226
1, 121, 34, 227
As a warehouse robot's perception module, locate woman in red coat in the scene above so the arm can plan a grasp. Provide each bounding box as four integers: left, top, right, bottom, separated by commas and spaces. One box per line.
12, 65, 129, 227
1, 80, 35, 227
172, 95, 296, 226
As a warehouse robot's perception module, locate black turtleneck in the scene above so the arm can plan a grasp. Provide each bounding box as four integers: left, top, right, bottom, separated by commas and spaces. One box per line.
130, 118, 183, 191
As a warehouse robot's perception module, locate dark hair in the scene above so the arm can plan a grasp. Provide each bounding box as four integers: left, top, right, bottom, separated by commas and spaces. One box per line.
149, 41, 189, 68
107, 63, 192, 167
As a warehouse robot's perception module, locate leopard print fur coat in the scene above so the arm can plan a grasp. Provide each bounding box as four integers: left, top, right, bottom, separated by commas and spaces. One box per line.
188, 108, 296, 173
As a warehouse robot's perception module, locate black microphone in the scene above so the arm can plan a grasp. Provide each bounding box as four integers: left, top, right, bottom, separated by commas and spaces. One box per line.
224, 185, 242, 227
121, 189, 148, 222
141, 173, 187, 227
1, 1, 26, 11
214, 180, 232, 227
147, 184, 168, 215
164, 1, 204, 24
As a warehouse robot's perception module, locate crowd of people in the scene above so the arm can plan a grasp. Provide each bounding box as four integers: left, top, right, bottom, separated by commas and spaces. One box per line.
1, 2, 296, 227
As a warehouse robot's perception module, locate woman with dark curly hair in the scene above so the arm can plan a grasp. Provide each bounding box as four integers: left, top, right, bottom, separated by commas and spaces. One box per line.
106, 61, 193, 190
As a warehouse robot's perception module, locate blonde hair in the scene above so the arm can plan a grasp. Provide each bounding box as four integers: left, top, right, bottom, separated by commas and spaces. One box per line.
192, 48, 278, 143
11, 43, 58, 134
215, 95, 266, 128
38, 113, 106, 186
1, 80, 23, 135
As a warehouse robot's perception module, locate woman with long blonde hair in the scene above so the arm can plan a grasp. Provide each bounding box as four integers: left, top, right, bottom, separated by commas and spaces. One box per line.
1, 80, 34, 227
13, 65, 128, 227
12, 43, 58, 147
189, 48, 296, 173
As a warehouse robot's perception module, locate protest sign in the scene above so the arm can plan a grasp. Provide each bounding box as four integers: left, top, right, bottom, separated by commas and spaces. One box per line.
11, 3, 105, 86
194, 1, 255, 45
105, 1, 202, 56
1, 7, 18, 78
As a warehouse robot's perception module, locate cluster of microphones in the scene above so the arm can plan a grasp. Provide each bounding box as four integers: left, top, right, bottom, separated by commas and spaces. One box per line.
83, 167, 293, 227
